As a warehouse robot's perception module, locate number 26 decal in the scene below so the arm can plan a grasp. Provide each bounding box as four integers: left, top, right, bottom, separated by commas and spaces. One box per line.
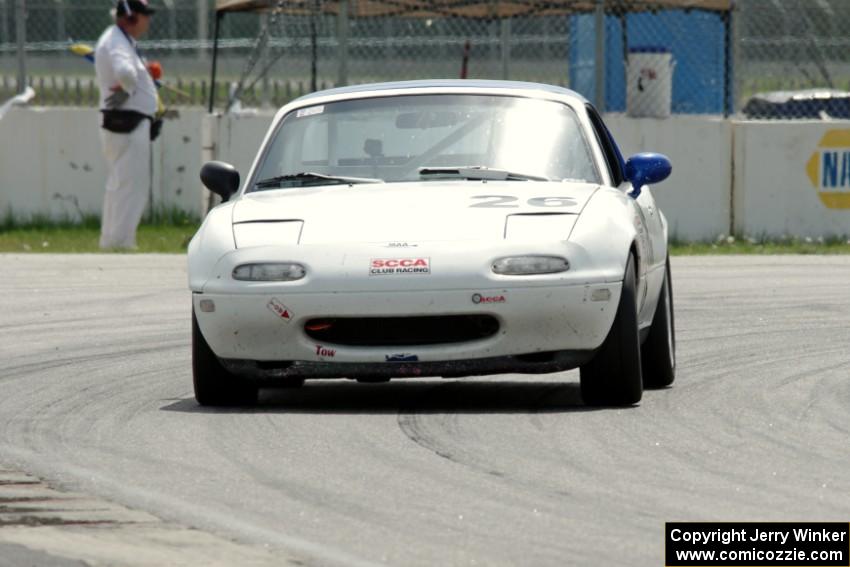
470, 195, 577, 208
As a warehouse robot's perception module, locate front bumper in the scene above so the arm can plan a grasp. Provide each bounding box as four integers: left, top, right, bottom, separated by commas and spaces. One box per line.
220, 350, 596, 381
193, 281, 621, 370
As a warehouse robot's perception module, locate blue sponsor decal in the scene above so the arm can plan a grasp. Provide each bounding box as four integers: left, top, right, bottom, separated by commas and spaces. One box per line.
821, 150, 850, 188
385, 353, 419, 362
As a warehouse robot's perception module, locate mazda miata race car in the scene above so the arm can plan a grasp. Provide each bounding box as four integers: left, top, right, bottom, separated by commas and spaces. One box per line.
188, 80, 675, 407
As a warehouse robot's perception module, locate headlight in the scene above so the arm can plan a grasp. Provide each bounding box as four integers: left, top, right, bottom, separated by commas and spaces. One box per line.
232, 263, 306, 281
492, 255, 570, 275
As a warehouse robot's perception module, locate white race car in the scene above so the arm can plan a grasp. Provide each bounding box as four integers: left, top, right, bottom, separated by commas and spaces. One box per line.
188, 80, 675, 407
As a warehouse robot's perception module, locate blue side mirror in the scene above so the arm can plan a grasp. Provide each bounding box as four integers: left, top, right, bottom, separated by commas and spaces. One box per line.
624, 153, 672, 199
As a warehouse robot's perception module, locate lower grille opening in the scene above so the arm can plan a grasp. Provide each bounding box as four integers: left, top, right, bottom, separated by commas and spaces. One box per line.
304, 315, 500, 346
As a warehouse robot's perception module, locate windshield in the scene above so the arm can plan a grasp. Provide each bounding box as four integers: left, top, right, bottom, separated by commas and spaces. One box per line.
248, 94, 600, 191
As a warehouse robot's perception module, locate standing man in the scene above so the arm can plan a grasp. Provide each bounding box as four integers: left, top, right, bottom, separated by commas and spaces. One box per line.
95, 0, 157, 250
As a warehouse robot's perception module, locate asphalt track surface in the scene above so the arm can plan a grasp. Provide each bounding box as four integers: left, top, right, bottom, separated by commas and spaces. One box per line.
1, 254, 849, 566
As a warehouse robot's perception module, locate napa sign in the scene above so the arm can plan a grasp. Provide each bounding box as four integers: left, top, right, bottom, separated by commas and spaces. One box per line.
807, 130, 850, 209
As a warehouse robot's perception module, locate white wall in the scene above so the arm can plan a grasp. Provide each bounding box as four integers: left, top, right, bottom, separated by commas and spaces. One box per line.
0, 108, 106, 220
151, 109, 205, 216
212, 112, 274, 180
604, 114, 733, 241
734, 121, 850, 238
4, 108, 850, 241
0, 107, 205, 221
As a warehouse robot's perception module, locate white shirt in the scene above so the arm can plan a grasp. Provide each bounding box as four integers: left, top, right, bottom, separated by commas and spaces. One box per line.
95, 25, 158, 116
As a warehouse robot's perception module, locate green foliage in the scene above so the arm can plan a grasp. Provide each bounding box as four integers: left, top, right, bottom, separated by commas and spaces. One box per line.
3, 214, 850, 255
0, 208, 199, 253
0, 225, 198, 253
0, 207, 100, 232
142, 205, 201, 227
669, 234, 850, 255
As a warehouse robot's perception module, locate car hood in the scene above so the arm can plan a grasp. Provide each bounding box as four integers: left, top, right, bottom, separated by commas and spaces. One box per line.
231, 180, 599, 244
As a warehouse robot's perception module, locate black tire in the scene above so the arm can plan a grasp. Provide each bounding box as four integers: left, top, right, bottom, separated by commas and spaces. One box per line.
580, 253, 643, 406
192, 309, 258, 406
641, 255, 676, 388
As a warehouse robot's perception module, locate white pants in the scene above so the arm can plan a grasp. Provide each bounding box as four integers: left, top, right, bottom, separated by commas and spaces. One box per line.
99, 120, 151, 249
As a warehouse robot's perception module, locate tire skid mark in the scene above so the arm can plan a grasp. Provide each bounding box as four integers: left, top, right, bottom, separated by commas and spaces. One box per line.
0, 308, 183, 332
609, 338, 850, 518
396, 381, 490, 470
396, 381, 579, 484
200, 405, 404, 529
2, 255, 850, 567
0, 342, 186, 380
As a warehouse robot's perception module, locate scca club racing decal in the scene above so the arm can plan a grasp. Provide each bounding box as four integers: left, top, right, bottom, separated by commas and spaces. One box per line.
370, 258, 431, 276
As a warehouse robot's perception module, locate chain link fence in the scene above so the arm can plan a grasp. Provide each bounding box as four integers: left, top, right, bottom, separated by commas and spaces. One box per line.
738, 0, 850, 119
0, 0, 848, 118
216, 11, 570, 110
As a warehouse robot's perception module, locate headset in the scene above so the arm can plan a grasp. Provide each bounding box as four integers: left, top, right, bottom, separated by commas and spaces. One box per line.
121, 0, 138, 24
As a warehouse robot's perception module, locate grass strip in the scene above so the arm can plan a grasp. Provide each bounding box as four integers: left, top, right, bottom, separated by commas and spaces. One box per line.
0, 225, 198, 253
670, 235, 850, 255
1, 224, 849, 255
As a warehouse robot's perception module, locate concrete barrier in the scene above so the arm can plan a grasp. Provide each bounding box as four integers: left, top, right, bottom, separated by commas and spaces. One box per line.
0, 108, 106, 220
734, 121, 850, 238
604, 114, 733, 241
4, 107, 850, 241
0, 107, 206, 221
209, 112, 274, 187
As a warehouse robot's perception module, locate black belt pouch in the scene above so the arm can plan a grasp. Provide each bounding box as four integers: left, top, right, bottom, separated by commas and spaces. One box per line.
101, 110, 148, 134
149, 118, 163, 142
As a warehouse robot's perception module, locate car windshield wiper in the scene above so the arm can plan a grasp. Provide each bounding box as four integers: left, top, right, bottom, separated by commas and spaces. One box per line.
254, 172, 384, 189
418, 166, 549, 182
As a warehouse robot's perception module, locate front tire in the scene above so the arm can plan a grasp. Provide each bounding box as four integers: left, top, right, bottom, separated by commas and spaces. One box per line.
641, 255, 675, 388
192, 309, 258, 406
580, 253, 643, 406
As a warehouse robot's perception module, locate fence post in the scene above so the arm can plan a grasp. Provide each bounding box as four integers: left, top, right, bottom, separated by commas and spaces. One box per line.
729, 3, 740, 116
168, 1, 177, 55
56, 0, 65, 45
382, 18, 392, 63
15, 0, 25, 94
260, 13, 270, 106
197, 0, 208, 59
208, 10, 222, 113
489, 13, 498, 74
310, 0, 318, 92
1, 0, 8, 46
500, 18, 510, 80
593, 0, 605, 111
336, 0, 348, 87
